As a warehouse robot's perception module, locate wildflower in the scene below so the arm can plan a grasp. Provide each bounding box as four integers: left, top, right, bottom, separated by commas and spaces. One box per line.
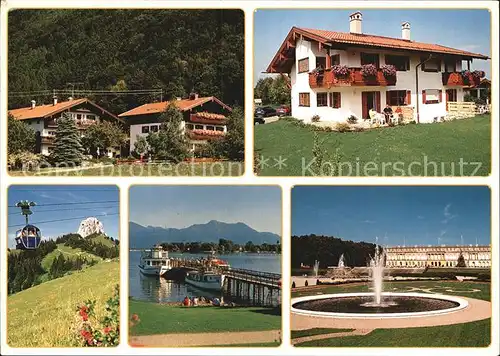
103, 326, 112, 334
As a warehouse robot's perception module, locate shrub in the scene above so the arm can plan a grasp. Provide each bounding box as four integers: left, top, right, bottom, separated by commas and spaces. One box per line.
346, 115, 357, 124
361, 64, 378, 78
388, 121, 396, 127
381, 64, 396, 78
8, 151, 45, 171
75, 285, 119, 347
311, 115, 321, 123
335, 122, 351, 132
332, 64, 349, 78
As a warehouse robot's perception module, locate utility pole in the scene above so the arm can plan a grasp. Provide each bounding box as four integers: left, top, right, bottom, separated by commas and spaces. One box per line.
66, 82, 84, 98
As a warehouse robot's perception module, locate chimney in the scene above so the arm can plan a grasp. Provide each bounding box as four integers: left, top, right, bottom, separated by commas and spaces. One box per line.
31, 100, 36, 109
68, 96, 74, 101
189, 92, 199, 100
176, 97, 182, 101
402, 22, 411, 40
53, 96, 58, 106
349, 11, 362, 34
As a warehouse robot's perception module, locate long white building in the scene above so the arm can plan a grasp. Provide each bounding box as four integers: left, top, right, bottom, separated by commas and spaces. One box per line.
385, 245, 491, 268
265, 11, 489, 123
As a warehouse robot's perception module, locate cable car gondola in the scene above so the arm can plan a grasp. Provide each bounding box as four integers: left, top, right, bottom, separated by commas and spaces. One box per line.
15, 224, 42, 250
14, 200, 43, 250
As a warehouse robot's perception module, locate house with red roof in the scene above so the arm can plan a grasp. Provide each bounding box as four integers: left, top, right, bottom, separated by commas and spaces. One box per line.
119, 93, 232, 153
265, 12, 489, 124
8, 97, 124, 156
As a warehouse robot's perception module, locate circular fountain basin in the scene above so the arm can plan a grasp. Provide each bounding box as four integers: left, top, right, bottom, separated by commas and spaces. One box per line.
291, 292, 468, 319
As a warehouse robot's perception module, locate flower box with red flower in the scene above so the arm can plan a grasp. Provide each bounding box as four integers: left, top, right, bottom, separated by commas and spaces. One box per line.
190, 112, 227, 125
188, 129, 225, 140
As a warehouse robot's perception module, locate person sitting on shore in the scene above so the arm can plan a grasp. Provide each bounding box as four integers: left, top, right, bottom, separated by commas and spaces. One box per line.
192, 296, 198, 306
183, 296, 191, 307
212, 297, 220, 306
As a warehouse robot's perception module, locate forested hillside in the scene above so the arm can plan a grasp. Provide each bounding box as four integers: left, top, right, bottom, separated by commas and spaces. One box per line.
8, 9, 244, 113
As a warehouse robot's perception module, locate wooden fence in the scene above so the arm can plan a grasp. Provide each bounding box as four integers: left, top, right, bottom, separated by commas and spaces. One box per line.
446, 101, 477, 119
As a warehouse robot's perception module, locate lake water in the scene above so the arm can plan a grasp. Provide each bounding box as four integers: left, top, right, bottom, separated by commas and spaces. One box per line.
129, 250, 281, 303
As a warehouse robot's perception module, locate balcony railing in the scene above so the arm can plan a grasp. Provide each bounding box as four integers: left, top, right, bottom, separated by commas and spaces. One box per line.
442, 72, 481, 87
189, 113, 227, 125
188, 129, 226, 141
309, 67, 397, 88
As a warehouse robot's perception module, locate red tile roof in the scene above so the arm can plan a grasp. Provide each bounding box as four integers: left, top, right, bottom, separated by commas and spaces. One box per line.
266, 26, 489, 73
9, 98, 123, 122
119, 96, 231, 118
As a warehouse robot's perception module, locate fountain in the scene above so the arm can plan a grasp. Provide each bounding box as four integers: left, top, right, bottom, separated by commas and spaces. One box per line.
291, 240, 469, 318
337, 253, 345, 268
313, 260, 320, 277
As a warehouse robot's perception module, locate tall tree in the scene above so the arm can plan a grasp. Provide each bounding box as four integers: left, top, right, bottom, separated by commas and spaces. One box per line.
146, 103, 189, 163
208, 106, 244, 161
51, 113, 84, 166
8, 114, 35, 154
82, 121, 127, 157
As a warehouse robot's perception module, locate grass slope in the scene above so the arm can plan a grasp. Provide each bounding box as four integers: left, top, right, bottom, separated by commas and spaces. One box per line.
7, 261, 119, 347
255, 115, 490, 176
129, 300, 281, 336
41, 244, 102, 271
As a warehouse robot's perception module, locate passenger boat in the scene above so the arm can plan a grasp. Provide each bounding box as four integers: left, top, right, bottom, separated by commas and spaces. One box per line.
184, 270, 225, 291
138, 245, 171, 276
204, 251, 230, 268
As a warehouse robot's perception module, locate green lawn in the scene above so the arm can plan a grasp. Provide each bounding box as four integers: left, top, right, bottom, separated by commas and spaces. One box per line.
255, 115, 490, 176
7, 261, 119, 347
129, 300, 281, 336
292, 328, 354, 339
292, 280, 490, 347
296, 319, 491, 347
9, 161, 244, 177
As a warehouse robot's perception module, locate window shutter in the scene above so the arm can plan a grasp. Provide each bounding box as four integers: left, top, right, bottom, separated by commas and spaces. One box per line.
422, 90, 426, 104
386, 91, 391, 106
406, 90, 411, 105
375, 91, 381, 111
438, 90, 443, 103
337, 93, 342, 108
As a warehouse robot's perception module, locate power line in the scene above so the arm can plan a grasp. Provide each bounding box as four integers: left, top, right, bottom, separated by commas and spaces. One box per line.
8, 200, 119, 208
8, 213, 119, 228
8, 205, 118, 215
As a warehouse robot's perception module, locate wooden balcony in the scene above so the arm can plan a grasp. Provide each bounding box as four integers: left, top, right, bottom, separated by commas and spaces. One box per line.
442, 72, 481, 87
187, 129, 226, 141
189, 113, 227, 125
309, 67, 397, 88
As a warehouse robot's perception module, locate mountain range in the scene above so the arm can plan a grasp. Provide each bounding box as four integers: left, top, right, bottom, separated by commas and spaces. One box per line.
129, 220, 280, 248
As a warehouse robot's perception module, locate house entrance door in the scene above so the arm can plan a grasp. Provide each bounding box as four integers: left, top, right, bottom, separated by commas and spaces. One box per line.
445, 89, 457, 111
361, 91, 381, 119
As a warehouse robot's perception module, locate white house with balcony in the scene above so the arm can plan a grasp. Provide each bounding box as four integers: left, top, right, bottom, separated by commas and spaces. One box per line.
8, 97, 124, 156
265, 12, 489, 124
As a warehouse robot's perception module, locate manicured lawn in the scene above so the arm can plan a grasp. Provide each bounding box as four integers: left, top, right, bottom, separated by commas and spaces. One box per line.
9, 161, 244, 177
7, 261, 119, 347
292, 280, 491, 301
292, 280, 490, 347
255, 115, 490, 176
295, 319, 491, 347
129, 300, 281, 336
292, 328, 354, 339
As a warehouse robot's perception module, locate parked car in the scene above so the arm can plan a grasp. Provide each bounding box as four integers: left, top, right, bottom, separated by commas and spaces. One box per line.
254, 116, 266, 125
276, 105, 291, 116
254, 106, 277, 118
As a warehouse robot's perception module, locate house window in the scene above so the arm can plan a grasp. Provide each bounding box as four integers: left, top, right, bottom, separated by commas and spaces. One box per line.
206, 125, 215, 131
150, 125, 159, 132
422, 58, 441, 72
76, 114, 82, 120
195, 124, 204, 130
299, 93, 310, 107
422, 89, 442, 104
86, 114, 95, 121
329, 92, 341, 108
386, 90, 410, 106
330, 54, 340, 66
216, 127, 224, 132
141, 126, 150, 134
444, 60, 456, 73
316, 57, 326, 70
361, 53, 380, 68
385, 55, 410, 71
186, 124, 194, 130
317, 93, 328, 107
298, 58, 309, 73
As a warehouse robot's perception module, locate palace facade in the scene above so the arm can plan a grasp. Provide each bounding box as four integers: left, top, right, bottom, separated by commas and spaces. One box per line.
385, 245, 491, 268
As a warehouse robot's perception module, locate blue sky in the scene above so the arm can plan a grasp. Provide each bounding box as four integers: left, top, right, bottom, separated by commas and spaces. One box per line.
292, 186, 491, 247
8, 186, 119, 247
129, 186, 282, 234
254, 9, 491, 82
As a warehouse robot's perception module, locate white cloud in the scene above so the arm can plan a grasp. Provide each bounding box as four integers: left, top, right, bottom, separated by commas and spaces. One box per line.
362, 220, 376, 224
442, 203, 457, 224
